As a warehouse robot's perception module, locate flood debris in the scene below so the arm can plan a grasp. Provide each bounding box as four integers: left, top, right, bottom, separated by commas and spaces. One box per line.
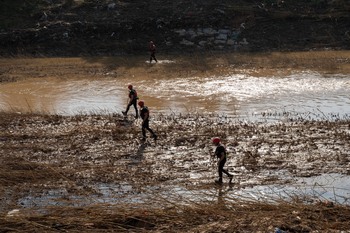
1, 111, 350, 231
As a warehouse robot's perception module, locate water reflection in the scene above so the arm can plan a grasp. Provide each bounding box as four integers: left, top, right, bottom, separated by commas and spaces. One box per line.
17, 174, 350, 209
0, 71, 349, 119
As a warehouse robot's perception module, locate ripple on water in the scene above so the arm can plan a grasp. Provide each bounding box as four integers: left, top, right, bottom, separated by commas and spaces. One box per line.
0, 72, 349, 119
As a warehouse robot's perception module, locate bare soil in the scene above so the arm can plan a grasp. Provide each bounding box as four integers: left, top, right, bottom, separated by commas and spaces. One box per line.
1, 51, 350, 232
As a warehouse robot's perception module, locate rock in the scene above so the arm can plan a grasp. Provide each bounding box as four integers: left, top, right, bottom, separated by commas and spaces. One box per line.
180, 39, 194, 46
216, 33, 228, 40
203, 28, 217, 36
6, 209, 21, 217
214, 39, 226, 44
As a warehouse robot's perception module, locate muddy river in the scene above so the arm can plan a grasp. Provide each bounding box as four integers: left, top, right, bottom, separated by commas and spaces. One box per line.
1, 59, 350, 210
0, 64, 349, 120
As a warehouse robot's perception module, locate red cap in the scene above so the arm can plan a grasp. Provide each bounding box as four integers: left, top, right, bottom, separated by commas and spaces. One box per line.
212, 137, 220, 144
138, 100, 144, 107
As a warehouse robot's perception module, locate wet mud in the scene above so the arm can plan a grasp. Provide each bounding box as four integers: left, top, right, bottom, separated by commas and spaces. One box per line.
1, 52, 350, 231
1, 112, 350, 231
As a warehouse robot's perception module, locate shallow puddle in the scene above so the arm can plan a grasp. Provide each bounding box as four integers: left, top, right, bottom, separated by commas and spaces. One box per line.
16, 173, 350, 210
1, 68, 350, 120
234, 173, 350, 205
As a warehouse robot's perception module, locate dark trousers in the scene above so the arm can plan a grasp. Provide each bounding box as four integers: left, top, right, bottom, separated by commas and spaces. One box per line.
150, 52, 157, 62
218, 157, 231, 180
125, 99, 138, 117
142, 119, 156, 138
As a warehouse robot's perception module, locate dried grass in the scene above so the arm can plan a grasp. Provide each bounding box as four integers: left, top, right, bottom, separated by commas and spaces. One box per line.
1, 111, 350, 232
1, 198, 350, 232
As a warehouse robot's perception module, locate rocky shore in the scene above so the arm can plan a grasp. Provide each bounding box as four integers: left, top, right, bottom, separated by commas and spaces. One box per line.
1, 0, 350, 56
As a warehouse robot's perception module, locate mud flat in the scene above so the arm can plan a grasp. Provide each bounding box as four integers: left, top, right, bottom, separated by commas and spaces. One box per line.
1, 111, 350, 232
1, 51, 350, 231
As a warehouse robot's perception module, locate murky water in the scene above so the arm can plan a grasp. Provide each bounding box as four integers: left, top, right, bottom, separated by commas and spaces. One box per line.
0, 67, 350, 119
16, 174, 350, 210
234, 173, 350, 204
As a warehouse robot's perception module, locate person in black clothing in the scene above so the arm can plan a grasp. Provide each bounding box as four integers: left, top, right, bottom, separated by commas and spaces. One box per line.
138, 100, 157, 141
149, 41, 158, 63
122, 84, 138, 119
212, 137, 233, 184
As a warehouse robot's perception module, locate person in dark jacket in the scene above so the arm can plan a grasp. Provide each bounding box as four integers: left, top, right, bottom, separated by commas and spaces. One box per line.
149, 41, 158, 63
212, 137, 233, 184
122, 84, 139, 119
138, 100, 157, 141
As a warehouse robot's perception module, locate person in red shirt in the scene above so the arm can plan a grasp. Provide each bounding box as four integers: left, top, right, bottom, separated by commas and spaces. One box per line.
149, 41, 158, 63
212, 137, 233, 184
138, 100, 157, 141
122, 84, 139, 119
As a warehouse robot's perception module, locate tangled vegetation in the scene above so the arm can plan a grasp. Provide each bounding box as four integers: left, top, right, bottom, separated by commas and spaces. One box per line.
1, 111, 350, 232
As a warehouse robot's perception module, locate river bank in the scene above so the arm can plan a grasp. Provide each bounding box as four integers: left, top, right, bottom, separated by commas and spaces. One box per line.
1, 51, 350, 84
1, 0, 350, 56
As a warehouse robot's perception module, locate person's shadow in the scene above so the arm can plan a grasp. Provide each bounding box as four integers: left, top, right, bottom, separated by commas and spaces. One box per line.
136, 143, 147, 158
128, 142, 147, 166
216, 184, 234, 206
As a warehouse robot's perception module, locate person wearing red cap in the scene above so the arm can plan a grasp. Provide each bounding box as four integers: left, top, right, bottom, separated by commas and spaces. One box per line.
212, 137, 233, 184
122, 84, 139, 119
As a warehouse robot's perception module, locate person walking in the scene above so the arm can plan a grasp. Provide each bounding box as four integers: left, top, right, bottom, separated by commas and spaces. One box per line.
212, 137, 233, 184
138, 100, 157, 141
149, 41, 158, 63
122, 84, 139, 119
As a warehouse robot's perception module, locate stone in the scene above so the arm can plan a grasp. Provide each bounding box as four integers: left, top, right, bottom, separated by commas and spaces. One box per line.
180, 39, 194, 46
216, 33, 227, 40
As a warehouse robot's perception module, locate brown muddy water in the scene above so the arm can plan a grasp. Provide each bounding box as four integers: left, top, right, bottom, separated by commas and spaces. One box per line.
0, 59, 349, 120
